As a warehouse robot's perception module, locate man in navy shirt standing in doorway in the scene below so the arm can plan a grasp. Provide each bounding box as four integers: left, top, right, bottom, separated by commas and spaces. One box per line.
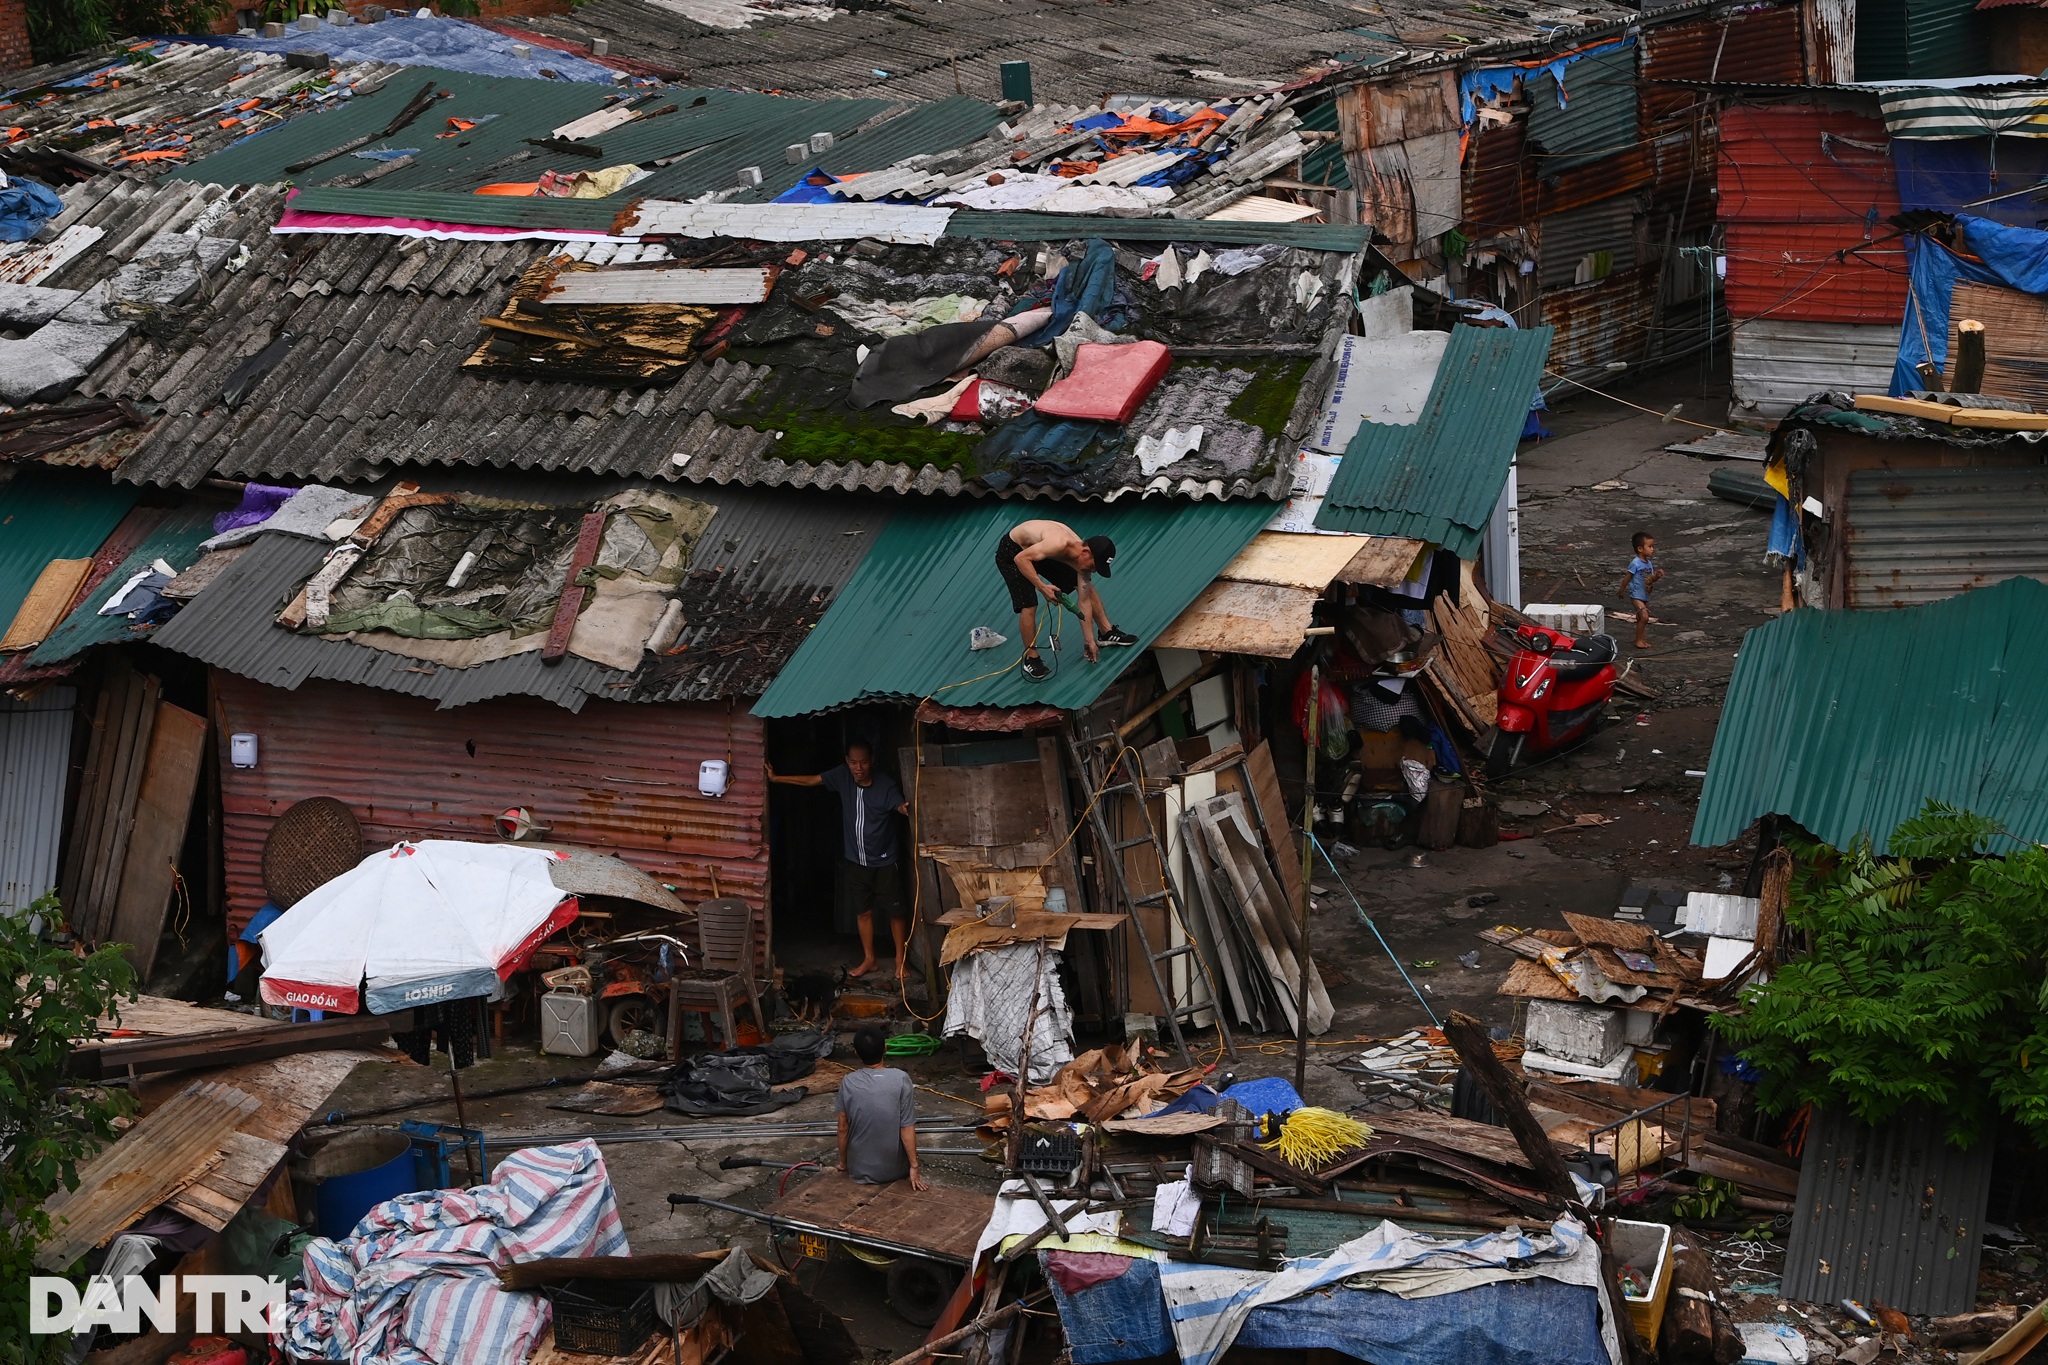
768, 740, 910, 980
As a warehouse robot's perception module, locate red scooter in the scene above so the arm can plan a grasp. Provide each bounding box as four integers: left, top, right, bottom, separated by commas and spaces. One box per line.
1487, 624, 1618, 777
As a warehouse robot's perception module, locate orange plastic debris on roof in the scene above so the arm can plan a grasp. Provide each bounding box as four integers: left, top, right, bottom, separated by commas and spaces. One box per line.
218, 118, 241, 129
1098, 108, 1226, 140
475, 182, 542, 196
85, 118, 116, 128
111, 149, 188, 163
436, 117, 479, 138
235, 98, 262, 111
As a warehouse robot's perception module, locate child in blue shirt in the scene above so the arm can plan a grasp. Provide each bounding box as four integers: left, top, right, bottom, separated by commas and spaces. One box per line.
1619, 531, 1664, 650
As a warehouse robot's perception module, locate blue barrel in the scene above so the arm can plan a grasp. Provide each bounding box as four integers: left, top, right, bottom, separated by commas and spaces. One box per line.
308, 1131, 420, 1239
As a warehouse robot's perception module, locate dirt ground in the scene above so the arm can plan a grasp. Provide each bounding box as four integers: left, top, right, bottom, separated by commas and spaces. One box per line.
305, 368, 1850, 1360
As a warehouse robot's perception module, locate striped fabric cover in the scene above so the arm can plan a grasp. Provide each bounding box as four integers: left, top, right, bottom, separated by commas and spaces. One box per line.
1880, 86, 2048, 139
289, 1140, 629, 1365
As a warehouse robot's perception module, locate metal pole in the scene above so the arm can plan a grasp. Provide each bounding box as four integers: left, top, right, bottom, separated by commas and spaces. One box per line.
1295, 663, 1319, 1095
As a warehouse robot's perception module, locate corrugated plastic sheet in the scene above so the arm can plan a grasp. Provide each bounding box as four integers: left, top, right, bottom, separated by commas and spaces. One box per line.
1640, 6, 1806, 124
1313, 324, 1551, 556
0, 688, 75, 914
1297, 97, 1352, 191
0, 470, 139, 638
1782, 1108, 1992, 1318
1525, 46, 1640, 177
214, 670, 767, 937
1717, 104, 1898, 223
752, 498, 1272, 717
1692, 574, 2048, 851
1722, 221, 1910, 323
27, 503, 219, 666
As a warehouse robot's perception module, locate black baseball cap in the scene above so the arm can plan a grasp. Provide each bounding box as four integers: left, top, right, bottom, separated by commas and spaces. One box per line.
1084, 535, 1116, 576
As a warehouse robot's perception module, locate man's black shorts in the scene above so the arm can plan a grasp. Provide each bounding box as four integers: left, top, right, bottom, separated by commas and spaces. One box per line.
840, 859, 909, 923
995, 535, 1078, 614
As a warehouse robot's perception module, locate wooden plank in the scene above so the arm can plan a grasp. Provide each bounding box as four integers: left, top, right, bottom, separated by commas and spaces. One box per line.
59, 672, 120, 924
543, 510, 609, 664
1367, 1109, 1571, 1173
82, 671, 158, 944
1205, 797, 1331, 1030
765, 1171, 993, 1262
1441, 1011, 1580, 1205
1240, 742, 1306, 943
1684, 1146, 1800, 1198
76, 1013, 405, 1081
1498, 956, 1578, 1000
164, 1129, 288, 1229
1335, 536, 1429, 587
104, 700, 208, 979
1210, 532, 1373, 590
1853, 392, 2048, 429
96, 995, 275, 1039
1947, 281, 2048, 411
0, 557, 92, 649
546, 266, 776, 306
38, 1081, 260, 1268
1153, 580, 1317, 658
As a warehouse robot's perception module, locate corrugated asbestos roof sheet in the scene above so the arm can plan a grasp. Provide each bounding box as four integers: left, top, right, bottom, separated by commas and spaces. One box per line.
494, 0, 1637, 107
1313, 324, 1552, 555
26, 502, 217, 666
0, 42, 404, 185
170, 64, 999, 207
753, 497, 1271, 717
0, 470, 140, 638
145, 481, 888, 710
1782, 1107, 1992, 1318
1691, 575, 2048, 852
39, 179, 1346, 500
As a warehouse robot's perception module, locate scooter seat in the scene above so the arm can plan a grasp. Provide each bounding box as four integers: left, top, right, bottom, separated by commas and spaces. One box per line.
1549, 633, 1617, 680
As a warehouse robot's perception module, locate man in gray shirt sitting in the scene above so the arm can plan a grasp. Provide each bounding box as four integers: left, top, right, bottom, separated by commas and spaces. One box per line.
837, 1026, 925, 1189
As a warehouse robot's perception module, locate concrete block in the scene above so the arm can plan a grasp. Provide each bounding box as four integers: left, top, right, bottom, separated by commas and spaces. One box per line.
589, 37, 608, 54
1525, 999, 1626, 1066
511, 43, 530, 58
735, 165, 762, 187
362, 4, 387, 18
0, 283, 81, 329
1522, 603, 1606, 639
327, 9, 351, 23
261, 20, 285, 35
286, 49, 330, 69
610, 69, 629, 84
807, 131, 834, 153
784, 143, 806, 164
295, 12, 320, 29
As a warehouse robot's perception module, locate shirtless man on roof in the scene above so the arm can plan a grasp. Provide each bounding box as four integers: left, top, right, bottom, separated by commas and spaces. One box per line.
994, 520, 1136, 682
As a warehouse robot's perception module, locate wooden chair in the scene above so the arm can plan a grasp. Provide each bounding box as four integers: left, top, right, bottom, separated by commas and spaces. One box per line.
666, 897, 769, 1056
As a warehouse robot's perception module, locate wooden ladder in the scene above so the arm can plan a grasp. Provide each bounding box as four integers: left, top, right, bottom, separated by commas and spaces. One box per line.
1066, 732, 1236, 1068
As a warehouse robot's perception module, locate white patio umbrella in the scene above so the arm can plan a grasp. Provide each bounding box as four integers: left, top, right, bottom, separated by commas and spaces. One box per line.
258, 840, 578, 1014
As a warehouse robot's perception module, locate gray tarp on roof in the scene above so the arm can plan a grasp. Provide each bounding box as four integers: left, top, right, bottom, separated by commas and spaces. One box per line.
146, 482, 889, 710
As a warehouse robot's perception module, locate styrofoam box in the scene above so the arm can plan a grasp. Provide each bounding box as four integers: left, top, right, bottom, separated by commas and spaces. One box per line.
1526, 999, 1627, 1065
540, 991, 599, 1057
1522, 603, 1606, 638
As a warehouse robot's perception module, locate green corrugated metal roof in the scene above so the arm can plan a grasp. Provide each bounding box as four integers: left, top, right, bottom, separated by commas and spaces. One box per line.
0, 471, 140, 636
1297, 98, 1352, 192
1526, 45, 1640, 177
1692, 576, 2048, 853
27, 504, 217, 667
754, 499, 1273, 717
286, 185, 625, 230
1314, 324, 1551, 556
175, 69, 996, 206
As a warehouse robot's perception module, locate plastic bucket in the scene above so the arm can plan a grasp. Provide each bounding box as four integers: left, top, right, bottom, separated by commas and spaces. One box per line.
307, 1131, 420, 1239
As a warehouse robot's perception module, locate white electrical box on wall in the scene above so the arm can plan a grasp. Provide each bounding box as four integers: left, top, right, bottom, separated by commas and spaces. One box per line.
698, 759, 730, 798
230, 733, 259, 768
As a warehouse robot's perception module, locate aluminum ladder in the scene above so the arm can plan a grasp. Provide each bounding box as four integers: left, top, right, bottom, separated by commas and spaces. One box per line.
1065, 733, 1236, 1067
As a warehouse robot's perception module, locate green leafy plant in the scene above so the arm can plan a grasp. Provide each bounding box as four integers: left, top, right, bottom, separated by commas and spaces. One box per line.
0, 895, 137, 1365
1717, 802, 2048, 1148
1670, 1174, 1741, 1221
26, 0, 230, 68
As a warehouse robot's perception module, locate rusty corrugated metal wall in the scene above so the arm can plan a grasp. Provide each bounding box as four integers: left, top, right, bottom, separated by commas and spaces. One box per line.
1543, 264, 1658, 375
1783, 1107, 1992, 1316
214, 672, 768, 944
1641, 7, 1807, 124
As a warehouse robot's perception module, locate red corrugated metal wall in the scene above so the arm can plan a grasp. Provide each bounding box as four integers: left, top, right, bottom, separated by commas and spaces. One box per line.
1719, 102, 1906, 323
215, 673, 768, 941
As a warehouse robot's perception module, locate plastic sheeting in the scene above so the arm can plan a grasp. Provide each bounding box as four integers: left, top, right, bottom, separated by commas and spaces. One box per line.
1893, 214, 2048, 393
1048, 1253, 1611, 1365
191, 17, 622, 83
1894, 140, 2048, 228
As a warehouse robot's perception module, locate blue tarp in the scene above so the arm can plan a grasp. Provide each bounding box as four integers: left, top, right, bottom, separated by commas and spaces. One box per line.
1458, 36, 1634, 126
0, 176, 63, 242
1893, 214, 2048, 394
1894, 139, 2048, 229
1048, 1256, 1609, 1365
185, 17, 623, 84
